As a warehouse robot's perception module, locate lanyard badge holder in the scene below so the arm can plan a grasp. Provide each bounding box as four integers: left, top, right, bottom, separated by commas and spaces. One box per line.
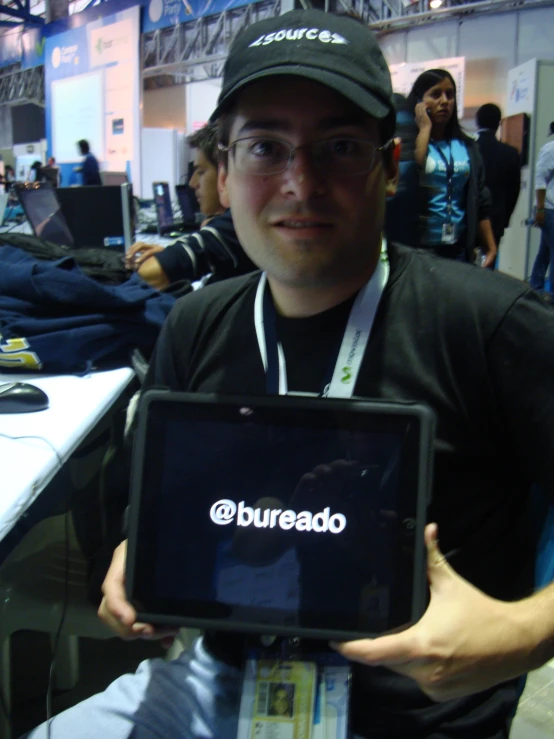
236, 638, 351, 739
238, 247, 390, 738
433, 143, 457, 245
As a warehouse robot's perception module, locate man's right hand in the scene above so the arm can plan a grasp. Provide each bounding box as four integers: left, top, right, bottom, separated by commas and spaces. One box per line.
125, 242, 165, 270
534, 210, 545, 228
98, 540, 179, 646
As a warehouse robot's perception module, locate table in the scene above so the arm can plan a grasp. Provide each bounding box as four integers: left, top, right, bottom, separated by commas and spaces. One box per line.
0, 368, 135, 547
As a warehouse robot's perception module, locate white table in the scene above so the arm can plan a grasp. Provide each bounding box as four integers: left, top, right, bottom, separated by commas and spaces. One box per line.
0, 368, 134, 544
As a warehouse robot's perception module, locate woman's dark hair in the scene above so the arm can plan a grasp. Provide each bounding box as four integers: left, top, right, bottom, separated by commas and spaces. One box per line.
407, 68, 469, 142
77, 139, 90, 155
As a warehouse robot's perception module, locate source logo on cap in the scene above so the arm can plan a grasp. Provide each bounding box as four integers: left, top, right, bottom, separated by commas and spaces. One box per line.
249, 27, 348, 48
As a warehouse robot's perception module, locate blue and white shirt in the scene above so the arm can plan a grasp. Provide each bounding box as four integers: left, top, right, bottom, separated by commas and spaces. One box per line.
420, 139, 470, 245
535, 135, 554, 210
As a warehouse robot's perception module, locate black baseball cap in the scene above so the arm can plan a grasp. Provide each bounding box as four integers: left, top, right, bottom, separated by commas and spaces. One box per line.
210, 9, 394, 123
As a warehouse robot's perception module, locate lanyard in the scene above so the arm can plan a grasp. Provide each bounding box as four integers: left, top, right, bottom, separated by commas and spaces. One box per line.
254, 249, 390, 398
431, 141, 455, 223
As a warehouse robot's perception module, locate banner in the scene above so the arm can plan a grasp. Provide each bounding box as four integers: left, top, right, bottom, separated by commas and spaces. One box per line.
389, 57, 465, 117
44, 4, 142, 192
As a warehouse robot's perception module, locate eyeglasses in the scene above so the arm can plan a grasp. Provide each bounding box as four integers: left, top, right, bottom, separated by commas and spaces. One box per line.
218, 136, 392, 177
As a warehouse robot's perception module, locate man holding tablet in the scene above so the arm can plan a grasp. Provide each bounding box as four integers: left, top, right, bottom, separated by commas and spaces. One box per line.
27, 9, 554, 739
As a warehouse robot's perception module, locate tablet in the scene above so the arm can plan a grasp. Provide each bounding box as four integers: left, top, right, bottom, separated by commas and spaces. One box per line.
126, 391, 435, 641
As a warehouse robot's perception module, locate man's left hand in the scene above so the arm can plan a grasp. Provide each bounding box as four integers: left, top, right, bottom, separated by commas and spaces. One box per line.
332, 523, 530, 702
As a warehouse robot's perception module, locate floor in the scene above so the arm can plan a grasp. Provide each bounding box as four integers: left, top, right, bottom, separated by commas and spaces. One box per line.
6, 632, 554, 737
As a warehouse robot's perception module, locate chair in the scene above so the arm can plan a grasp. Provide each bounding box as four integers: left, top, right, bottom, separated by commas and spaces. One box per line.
0, 514, 114, 739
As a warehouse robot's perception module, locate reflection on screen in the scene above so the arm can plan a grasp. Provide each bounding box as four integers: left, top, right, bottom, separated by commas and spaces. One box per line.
153, 418, 407, 633
19, 187, 74, 247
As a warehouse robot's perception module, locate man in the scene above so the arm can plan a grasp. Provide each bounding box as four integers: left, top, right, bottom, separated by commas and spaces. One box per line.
476, 103, 521, 265
126, 123, 256, 290
530, 121, 554, 302
27, 10, 554, 739
76, 139, 102, 186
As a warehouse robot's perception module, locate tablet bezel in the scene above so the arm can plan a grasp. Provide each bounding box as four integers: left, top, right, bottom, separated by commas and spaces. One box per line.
126, 391, 435, 641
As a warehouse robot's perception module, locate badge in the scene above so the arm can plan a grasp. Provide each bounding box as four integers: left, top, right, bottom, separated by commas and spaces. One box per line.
441, 223, 457, 244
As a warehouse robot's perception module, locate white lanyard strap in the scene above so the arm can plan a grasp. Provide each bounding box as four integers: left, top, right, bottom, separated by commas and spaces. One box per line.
254, 247, 389, 398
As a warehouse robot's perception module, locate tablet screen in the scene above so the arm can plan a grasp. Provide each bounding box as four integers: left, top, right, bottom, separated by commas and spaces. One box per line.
127, 393, 433, 639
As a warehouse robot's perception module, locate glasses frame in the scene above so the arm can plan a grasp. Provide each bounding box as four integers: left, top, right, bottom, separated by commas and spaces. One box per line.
218, 136, 394, 177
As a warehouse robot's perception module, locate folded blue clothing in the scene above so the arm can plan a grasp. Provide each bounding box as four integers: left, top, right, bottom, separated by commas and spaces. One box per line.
0, 245, 176, 373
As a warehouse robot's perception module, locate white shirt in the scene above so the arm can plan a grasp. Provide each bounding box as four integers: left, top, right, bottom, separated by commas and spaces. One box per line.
535, 135, 554, 210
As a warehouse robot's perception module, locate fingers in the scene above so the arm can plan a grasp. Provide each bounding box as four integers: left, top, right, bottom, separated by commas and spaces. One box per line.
98, 541, 137, 637
330, 627, 418, 669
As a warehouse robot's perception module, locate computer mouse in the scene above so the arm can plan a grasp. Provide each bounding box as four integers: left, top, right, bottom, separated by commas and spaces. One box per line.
0, 382, 50, 413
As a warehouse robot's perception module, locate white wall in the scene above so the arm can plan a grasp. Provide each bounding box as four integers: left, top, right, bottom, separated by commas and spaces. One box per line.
378, 6, 554, 114
143, 84, 187, 130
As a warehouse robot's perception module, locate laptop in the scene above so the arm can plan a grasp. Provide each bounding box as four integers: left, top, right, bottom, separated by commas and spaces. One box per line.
126, 391, 435, 641
153, 182, 197, 236
0, 193, 8, 225
56, 184, 133, 252
16, 182, 133, 252
15, 183, 75, 247
175, 183, 199, 228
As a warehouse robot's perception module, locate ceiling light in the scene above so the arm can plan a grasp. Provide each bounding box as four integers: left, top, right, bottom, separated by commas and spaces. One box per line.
430, 0, 443, 8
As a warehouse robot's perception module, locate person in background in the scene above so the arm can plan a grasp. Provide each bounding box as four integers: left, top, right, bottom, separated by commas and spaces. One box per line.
476, 103, 521, 268
384, 93, 419, 246
530, 121, 554, 303
25, 10, 554, 739
75, 139, 102, 186
126, 122, 256, 291
407, 69, 496, 265
47, 156, 56, 167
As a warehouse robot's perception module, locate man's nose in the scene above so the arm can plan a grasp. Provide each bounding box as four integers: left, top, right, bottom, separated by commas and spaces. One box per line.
280, 147, 326, 199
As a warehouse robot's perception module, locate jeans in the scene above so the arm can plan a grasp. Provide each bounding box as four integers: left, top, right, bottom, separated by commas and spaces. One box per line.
530, 208, 554, 299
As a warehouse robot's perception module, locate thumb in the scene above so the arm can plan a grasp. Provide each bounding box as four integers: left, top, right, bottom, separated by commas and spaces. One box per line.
425, 523, 456, 586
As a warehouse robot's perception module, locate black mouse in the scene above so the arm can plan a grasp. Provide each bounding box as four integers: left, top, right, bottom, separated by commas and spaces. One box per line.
0, 382, 50, 413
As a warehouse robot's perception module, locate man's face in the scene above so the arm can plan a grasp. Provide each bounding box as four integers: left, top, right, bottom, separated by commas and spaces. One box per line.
218, 77, 397, 292
189, 149, 222, 216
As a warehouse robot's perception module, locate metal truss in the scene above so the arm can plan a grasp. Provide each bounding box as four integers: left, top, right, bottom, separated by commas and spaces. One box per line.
142, 0, 281, 84
141, 0, 554, 86
0, 63, 44, 104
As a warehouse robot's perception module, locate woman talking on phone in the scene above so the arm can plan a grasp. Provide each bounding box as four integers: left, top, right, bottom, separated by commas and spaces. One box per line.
407, 69, 496, 266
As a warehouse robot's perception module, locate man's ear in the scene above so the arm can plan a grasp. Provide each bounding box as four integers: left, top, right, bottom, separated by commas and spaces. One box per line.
385, 138, 401, 198
218, 163, 230, 209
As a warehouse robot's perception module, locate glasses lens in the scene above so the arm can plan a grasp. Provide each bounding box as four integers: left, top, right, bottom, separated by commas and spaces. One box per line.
231, 137, 378, 176
234, 138, 291, 176
315, 139, 377, 175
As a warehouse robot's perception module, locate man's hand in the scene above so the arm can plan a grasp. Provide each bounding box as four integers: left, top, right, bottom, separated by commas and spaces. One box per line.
125, 242, 165, 270
98, 540, 178, 646
534, 210, 545, 228
332, 524, 532, 703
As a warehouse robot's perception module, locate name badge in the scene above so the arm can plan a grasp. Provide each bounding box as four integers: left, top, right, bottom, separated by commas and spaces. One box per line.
441, 223, 457, 244
238, 658, 317, 738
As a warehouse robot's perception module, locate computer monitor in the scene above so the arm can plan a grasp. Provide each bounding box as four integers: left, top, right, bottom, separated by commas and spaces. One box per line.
153, 182, 175, 236
15, 183, 75, 247
102, 171, 128, 187
56, 184, 133, 252
175, 184, 199, 226
40, 166, 60, 187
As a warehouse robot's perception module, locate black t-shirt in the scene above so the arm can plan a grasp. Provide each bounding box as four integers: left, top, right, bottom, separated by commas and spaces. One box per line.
143, 243, 554, 738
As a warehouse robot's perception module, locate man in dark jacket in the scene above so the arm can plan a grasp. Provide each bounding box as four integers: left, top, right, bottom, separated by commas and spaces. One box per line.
476, 104, 521, 266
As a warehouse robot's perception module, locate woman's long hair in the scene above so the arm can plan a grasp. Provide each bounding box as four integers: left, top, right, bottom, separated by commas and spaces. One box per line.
406, 69, 470, 142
